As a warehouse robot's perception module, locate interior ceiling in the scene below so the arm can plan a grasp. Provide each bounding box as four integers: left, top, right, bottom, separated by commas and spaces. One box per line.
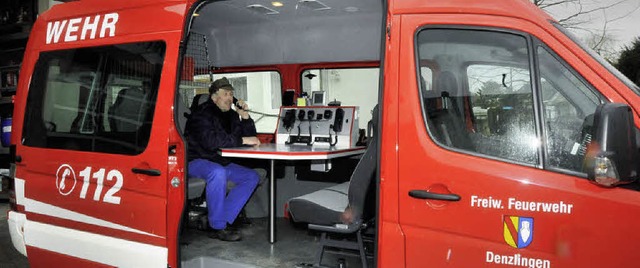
193, 0, 381, 25
190, 0, 383, 67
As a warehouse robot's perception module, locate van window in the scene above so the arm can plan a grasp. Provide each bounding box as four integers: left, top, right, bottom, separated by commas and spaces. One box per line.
301, 68, 379, 130
213, 72, 281, 133
179, 71, 282, 133
178, 33, 282, 134
22, 42, 166, 155
417, 29, 539, 165
538, 46, 603, 173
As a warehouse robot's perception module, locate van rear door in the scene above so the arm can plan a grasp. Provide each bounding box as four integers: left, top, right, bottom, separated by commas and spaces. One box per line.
11, 2, 188, 267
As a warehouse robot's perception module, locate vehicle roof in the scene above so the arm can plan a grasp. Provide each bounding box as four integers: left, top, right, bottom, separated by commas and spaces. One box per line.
40, 0, 190, 20
40, 0, 554, 29
392, 0, 555, 23
34, 0, 556, 67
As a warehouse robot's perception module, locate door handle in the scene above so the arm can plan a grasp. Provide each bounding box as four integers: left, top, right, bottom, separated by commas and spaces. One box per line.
132, 168, 161, 176
409, 190, 461, 201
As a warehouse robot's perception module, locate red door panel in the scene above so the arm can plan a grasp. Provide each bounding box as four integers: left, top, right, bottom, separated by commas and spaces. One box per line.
396, 13, 640, 268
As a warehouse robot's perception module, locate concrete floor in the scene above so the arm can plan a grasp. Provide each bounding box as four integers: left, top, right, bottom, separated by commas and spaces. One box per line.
181, 218, 356, 268
180, 217, 369, 268
0, 201, 30, 268
0, 201, 366, 268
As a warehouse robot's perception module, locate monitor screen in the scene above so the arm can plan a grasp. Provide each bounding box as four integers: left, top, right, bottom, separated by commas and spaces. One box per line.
312, 91, 325, 106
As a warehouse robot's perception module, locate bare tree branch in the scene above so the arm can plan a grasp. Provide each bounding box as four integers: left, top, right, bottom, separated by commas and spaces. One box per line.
534, 0, 630, 26
538, 0, 579, 10
533, 0, 637, 58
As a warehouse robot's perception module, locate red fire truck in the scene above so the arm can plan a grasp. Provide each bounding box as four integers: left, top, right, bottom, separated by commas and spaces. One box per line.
5, 0, 640, 267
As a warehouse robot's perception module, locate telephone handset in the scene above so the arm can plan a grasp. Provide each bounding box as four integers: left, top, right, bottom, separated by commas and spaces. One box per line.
233, 97, 242, 110
60, 169, 70, 190
282, 109, 296, 131
332, 108, 344, 133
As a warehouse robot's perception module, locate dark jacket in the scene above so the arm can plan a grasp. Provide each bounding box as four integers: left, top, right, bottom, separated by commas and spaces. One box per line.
185, 98, 256, 165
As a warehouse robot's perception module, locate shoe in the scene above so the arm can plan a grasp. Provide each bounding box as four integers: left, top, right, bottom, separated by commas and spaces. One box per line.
208, 228, 241, 242
230, 211, 252, 228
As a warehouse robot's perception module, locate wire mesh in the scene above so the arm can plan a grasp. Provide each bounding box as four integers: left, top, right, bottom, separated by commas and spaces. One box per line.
179, 32, 212, 106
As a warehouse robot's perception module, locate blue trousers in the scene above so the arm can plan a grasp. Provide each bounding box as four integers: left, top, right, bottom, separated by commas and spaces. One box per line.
188, 159, 259, 230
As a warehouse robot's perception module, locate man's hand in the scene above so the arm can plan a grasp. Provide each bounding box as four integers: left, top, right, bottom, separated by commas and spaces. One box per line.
236, 99, 250, 119
242, 136, 261, 146
340, 206, 353, 224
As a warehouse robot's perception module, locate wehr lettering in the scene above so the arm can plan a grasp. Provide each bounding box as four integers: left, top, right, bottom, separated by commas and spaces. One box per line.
46, 13, 119, 44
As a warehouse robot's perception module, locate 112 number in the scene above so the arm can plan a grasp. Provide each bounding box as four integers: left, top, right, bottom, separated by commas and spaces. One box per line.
78, 167, 123, 204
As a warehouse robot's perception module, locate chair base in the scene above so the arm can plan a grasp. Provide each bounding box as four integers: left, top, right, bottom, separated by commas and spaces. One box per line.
309, 226, 374, 268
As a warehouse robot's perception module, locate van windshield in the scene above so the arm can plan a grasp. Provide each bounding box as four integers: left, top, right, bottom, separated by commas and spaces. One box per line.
552, 21, 640, 96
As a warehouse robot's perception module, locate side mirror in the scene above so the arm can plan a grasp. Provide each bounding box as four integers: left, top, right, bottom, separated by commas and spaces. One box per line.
585, 103, 639, 186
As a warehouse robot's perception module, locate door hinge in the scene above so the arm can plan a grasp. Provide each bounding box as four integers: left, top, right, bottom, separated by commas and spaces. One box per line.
386, 22, 391, 40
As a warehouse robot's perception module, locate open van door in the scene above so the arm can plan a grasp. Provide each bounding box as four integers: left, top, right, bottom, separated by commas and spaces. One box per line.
394, 2, 640, 267
10, 1, 189, 267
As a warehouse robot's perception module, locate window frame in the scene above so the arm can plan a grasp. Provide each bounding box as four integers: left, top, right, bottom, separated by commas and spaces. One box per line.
414, 26, 611, 179
414, 25, 543, 169
211, 70, 283, 134
533, 39, 607, 178
299, 66, 381, 131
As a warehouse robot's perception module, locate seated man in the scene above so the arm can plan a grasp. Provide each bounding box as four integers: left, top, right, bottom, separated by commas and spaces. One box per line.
185, 77, 261, 241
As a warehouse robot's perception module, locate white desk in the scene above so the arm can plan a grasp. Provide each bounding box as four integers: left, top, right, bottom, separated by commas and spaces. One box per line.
220, 144, 366, 244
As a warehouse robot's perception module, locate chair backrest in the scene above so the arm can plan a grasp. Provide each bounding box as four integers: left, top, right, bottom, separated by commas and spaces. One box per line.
179, 93, 210, 134
347, 104, 378, 223
190, 94, 210, 113
176, 93, 190, 133
436, 71, 457, 96
425, 72, 475, 151
108, 87, 148, 132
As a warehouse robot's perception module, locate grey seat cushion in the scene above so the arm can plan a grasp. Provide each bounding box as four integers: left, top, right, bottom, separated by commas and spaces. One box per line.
288, 182, 349, 226
188, 177, 206, 199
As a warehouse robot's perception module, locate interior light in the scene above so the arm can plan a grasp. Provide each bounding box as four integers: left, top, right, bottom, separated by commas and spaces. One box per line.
247, 4, 280, 15
298, 0, 330, 11
272, 1, 284, 7
344, 7, 359, 12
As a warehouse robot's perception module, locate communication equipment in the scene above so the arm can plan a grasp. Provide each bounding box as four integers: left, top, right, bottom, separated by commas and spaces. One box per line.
277, 106, 358, 147
311, 91, 326, 106
282, 109, 296, 130
332, 108, 344, 133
